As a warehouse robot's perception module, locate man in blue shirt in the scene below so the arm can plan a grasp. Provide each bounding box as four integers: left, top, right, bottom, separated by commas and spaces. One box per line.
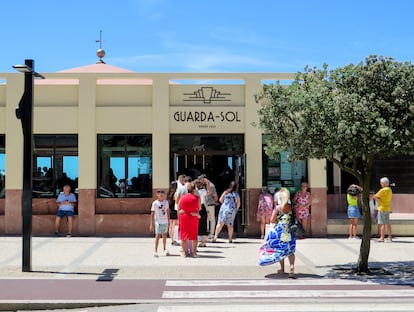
55, 184, 77, 237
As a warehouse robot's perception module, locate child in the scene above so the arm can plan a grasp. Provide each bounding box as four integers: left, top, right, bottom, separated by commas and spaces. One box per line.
150, 190, 170, 257
347, 184, 362, 239
369, 190, 379, 237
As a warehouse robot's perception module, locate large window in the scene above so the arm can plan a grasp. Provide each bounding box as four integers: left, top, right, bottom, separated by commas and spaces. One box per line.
262, 135, 307, 195
330, 154, 414, 194
97, 135, 152, 198
0, 135, 5, 198
33, 135, 78, 198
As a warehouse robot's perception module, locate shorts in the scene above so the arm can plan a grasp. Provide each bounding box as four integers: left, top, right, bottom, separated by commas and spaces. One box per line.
377, 211, 390, 224
170, 209, 178, 220
56, 210, 74, 218
155, 223, 168, 235
347, 206, 361, 219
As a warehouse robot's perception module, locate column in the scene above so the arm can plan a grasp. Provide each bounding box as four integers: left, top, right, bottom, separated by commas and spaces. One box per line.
244, 76, 263, 235
4, 75, 24, 234
77, 77, 97, 234
308, 158, 328, 237
151, 77, 170, 190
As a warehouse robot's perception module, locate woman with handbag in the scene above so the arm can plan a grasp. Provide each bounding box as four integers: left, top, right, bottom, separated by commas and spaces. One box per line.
293, 181, 312, 237
258, 187, 297, 278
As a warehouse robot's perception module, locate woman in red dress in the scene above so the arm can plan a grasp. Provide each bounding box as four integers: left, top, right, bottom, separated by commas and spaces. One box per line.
178, 182, 200, 257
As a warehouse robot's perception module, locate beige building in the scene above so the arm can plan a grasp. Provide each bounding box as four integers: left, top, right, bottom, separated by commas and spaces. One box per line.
0, 60, 412, 237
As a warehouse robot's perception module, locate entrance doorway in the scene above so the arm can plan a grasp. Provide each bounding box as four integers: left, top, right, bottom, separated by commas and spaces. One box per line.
170, 134, 247, 236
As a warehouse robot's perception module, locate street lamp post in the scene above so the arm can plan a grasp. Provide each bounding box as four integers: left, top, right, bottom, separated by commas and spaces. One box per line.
13, 59, 44, 272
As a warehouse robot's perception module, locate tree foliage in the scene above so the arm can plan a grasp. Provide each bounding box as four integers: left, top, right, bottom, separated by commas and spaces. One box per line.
255, 55, 414, 272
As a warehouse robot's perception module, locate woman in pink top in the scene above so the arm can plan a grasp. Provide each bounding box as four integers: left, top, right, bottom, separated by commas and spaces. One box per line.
293, 182, 311, 237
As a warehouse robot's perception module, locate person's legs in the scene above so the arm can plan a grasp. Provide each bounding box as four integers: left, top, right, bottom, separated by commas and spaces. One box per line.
192, 240, 198, 256
278, 259, 285, 273
378, 224, 385, 241
288, 254, 296, 278
348, 219, 353, 238
181, 239, 187, 257
55, 217, 61, 234
387, 224, 392, 241
168, 220, 174, 243
153, 233, 161, 257
227, 225, 234, 243
213, 222, 224, 241
260, 215, 266, 238
200, 235, 207, 246
301, 218, 308, 236
206, 205, 216, 236
55, 216, 61, 234
154, 234, 160, 253
67, 216, 73, 235
162, 233, 167, 250
350, 218, 358, 238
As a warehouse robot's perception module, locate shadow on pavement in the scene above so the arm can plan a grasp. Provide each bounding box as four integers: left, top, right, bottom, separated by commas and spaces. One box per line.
321, 261, 414, 286
30, 268, 120, 282
265, 272, 323, 280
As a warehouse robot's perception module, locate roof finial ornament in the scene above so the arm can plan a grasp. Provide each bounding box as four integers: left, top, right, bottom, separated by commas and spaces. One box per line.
95, 30, 106, 64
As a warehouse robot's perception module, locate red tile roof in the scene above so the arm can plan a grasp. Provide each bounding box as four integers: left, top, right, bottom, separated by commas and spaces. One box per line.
36, 63, 153, 85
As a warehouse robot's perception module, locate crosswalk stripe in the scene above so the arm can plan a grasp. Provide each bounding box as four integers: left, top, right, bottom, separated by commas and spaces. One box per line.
157, 302, 414, 312
162, 289, 414, 299
166, 279, 371, 286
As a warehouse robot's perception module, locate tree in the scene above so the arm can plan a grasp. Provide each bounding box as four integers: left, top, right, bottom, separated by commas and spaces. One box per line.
255, 55, 414, 272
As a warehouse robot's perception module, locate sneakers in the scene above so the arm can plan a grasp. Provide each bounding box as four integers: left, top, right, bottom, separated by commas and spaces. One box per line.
154, 252, 159, 258
66, 233, 72, 237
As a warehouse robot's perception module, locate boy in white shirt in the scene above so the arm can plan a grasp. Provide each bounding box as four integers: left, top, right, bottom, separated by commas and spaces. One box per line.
150, 190, 170, 257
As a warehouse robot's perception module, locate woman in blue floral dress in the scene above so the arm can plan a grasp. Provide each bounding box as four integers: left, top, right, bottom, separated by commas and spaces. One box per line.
212, 181, 240, 243
258, 187, 296, 278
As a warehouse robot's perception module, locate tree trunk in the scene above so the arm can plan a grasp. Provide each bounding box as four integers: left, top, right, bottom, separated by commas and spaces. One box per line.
357, 172, 372, 272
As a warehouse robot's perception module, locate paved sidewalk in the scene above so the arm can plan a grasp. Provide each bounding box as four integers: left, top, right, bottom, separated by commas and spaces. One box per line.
0, 235, 413, 310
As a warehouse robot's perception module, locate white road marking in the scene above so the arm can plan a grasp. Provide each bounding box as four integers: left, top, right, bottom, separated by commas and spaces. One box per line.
165, 278, 372, 286
162, 289, 414, 299
157, 302, 414, 312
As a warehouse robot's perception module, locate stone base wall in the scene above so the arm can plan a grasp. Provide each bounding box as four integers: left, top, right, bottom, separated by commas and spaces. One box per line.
0, 188, 411, 236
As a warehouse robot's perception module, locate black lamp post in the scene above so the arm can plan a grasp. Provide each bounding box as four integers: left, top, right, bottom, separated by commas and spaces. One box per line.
13, 59, 44, 272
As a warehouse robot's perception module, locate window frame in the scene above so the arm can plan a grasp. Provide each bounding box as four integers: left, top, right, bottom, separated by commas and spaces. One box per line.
97, 134, 152, 198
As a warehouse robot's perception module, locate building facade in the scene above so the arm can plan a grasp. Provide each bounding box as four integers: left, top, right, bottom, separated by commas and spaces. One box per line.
0, 62, 412, 237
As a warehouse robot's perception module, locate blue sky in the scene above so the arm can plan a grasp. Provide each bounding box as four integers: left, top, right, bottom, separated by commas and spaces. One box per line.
1, 0, 413, 73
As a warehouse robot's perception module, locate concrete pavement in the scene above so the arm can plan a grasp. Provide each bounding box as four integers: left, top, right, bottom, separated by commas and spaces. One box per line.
0, 235, 413, 310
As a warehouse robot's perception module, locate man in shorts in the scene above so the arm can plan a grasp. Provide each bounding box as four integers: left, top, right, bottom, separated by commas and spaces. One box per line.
374, 177, 393, 242
55, 184, 77, 237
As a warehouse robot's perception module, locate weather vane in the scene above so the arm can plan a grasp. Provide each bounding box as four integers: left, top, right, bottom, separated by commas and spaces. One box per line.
95, 30, 106, 63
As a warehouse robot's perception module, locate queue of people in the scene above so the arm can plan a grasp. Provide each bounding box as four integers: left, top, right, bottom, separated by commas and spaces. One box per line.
149, 173, 238, 258
53, 175, 393, 279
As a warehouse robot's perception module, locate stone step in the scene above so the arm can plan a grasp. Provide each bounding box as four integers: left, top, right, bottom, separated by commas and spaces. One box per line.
327, 213, 414, 236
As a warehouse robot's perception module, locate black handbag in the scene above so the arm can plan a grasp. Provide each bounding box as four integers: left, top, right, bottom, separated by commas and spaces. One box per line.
289, 213, 305, 238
